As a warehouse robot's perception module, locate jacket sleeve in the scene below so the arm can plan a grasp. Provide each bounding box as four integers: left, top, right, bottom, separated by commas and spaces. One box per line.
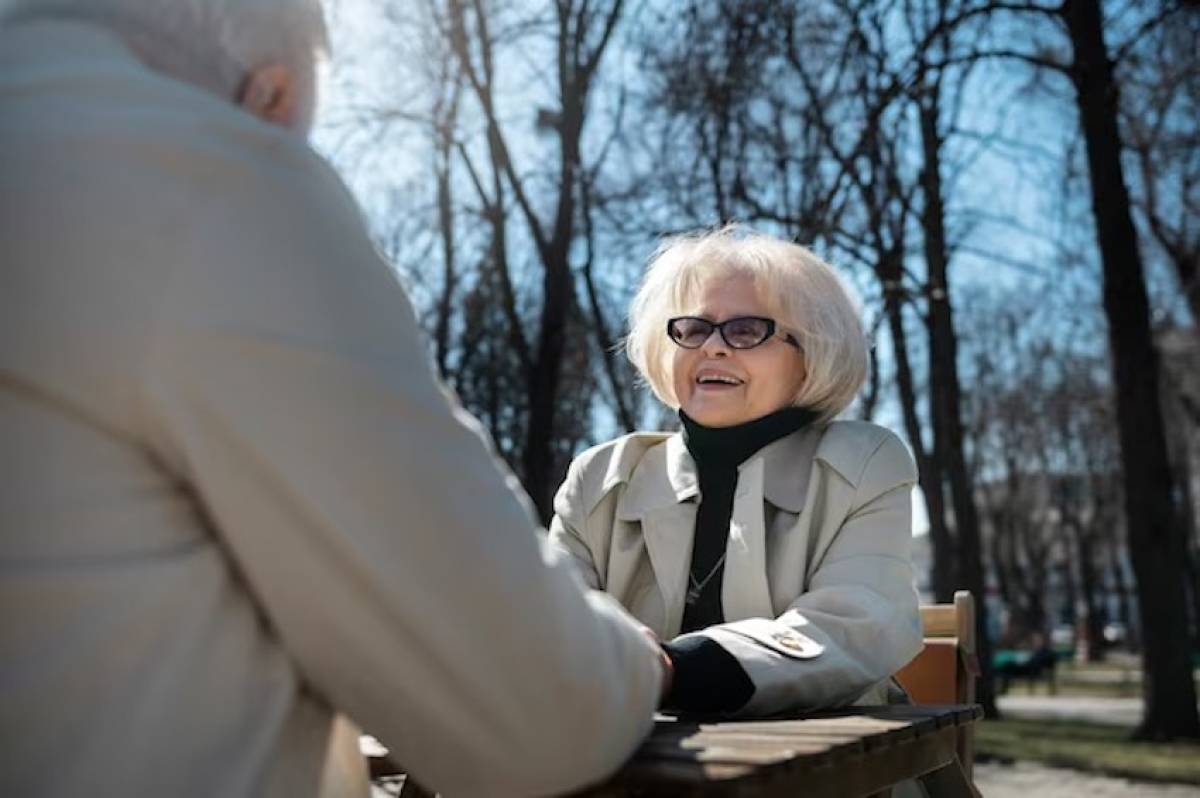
546, 455, 604, 590
137, 142, 662, 797
683, 432, 923, 715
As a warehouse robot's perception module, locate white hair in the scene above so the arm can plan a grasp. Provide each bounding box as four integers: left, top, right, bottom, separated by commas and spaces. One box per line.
626, 225, 869, 423
0, 0, 328, 123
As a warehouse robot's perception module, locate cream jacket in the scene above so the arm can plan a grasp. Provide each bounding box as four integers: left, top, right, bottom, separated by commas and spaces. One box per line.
0, 19, 664, 798
548, 421, 923, 715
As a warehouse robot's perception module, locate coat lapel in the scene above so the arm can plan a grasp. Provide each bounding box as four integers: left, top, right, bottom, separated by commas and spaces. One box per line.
722, 457, 775, 621
760, 423, 822, 513
641, 502, 698, 636
615, 435, 698, 636
723, 424, 824, 621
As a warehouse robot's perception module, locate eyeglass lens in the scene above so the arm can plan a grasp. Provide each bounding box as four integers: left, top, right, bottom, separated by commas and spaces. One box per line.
668, 316, 773, 349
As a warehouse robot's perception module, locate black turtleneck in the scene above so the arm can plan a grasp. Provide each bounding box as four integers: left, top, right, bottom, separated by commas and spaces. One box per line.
659, 405, 815, 716
679, 405, 816, 633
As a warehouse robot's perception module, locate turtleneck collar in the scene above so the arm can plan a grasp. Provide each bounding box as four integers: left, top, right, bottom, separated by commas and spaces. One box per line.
680, 406, 816, 476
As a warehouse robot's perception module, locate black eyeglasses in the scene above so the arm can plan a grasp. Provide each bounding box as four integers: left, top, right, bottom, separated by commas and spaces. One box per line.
666, 316, 800, 350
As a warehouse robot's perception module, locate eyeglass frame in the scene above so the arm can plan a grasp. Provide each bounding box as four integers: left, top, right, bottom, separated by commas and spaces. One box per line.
666, 315, 801, 351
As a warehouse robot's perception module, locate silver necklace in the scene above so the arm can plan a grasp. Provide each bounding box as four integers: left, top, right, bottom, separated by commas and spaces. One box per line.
685, 553, 727, 605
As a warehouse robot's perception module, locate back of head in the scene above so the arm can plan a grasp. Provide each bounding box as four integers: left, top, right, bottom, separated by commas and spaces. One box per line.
0, 0, 328, 129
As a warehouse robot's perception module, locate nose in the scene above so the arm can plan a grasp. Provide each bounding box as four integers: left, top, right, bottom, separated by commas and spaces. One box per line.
699, 327, 731, 357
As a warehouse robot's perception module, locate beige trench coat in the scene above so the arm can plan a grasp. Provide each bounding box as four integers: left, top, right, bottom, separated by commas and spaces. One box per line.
548, 420, 924, 715
0, 18, 664, 798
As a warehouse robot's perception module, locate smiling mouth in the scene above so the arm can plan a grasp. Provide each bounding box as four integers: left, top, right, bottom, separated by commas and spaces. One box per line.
696, 374, 744, 387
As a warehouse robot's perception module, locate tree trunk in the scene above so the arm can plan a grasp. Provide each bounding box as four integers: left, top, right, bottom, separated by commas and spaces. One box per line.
1164, 383, 1200, 650
1109, 545, 1137, 650
1166, 245, 1200, 327
1024, 570, 1048, 641
881, 265, 955, 602
579, 175, 637, 433
521, 280, 570, 520
521, 111, 579, 520
433, 123, 457, 379
1074, 524, 1107, 663
917, 96, 996, 716
985, 504, 1014, 622
1063, 0, 1200, 740
1183, 529, 1200, 651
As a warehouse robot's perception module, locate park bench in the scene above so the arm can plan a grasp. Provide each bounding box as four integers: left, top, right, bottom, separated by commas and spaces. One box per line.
370, 591, 984, 797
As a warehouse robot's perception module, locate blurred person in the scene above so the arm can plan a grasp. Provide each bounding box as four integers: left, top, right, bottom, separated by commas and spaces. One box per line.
549, 226, 923, 716
0, 1, 671, 796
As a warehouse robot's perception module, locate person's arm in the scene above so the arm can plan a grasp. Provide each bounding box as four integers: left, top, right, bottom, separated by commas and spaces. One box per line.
138, 143, 664, 797
676, 432, 923, 716
546, 454, 604, 590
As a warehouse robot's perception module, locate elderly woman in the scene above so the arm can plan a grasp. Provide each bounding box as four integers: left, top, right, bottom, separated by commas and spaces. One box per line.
548, 226, 922, 716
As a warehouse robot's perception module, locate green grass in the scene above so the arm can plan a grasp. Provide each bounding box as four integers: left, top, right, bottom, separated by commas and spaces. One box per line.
976, 717, 1200, 785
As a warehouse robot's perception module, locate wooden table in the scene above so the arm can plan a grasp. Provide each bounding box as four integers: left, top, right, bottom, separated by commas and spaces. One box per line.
573, 704, 983, 798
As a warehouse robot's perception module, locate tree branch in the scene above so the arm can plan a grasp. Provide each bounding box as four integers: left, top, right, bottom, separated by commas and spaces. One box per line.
579, 172, 636, 432
448, 0, 553, 261
931, 48, 1072, 76
1110, 3, 1186, 66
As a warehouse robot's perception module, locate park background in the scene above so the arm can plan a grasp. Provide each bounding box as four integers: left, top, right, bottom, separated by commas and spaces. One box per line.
310, 0, 1199, 790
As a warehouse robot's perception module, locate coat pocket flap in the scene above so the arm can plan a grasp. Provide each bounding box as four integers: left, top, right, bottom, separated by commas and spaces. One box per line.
721, 617, 825, 660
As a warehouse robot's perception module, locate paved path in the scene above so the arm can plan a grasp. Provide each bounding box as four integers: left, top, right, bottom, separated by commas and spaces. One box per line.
996, 694, 1145, 727
975, 761, 1200, 797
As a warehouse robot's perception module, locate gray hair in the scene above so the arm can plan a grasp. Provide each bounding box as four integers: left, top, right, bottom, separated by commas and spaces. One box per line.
0, 0, 328, 123
626, 225, 869, 423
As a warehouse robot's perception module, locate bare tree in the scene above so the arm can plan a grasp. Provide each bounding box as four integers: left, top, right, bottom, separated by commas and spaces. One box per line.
329, 0, 639, 516
1119, 8, 1200, 323
960, 287, 1124, 661
902, 0, 995, 710
954, 0, 1199, 739
445, 0, 631, 518
1059, 0, 1197, 740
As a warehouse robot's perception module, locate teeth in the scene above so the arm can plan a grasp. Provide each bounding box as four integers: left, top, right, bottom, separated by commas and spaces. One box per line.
698, 374, 741, 385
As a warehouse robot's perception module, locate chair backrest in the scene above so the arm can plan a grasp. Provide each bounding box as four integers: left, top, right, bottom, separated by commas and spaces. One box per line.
894, 590, 980, 780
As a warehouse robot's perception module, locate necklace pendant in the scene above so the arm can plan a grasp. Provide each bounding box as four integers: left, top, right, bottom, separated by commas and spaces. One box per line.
685, 585, 701, 605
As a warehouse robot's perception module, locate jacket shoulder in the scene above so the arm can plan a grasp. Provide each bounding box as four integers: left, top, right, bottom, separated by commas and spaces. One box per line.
571, 431, 672, 488
814, 420, 917, 488
563, 432, 672, 517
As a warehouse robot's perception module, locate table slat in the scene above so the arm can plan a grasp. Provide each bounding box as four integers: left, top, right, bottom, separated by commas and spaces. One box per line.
575, 704, 981, 797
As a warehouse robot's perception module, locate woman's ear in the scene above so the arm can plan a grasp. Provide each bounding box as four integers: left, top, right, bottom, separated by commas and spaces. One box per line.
238, 63, 296, 128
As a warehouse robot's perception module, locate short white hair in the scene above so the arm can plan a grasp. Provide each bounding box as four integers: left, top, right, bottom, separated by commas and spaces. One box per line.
0, 0, 327, 117
626, 225, 869, 423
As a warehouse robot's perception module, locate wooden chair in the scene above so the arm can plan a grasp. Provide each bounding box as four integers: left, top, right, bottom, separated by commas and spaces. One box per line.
894, 590, 982, 790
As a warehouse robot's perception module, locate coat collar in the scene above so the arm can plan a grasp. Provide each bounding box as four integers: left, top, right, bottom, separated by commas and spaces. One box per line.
615, 424, 826, 520
614, 435, 696, 520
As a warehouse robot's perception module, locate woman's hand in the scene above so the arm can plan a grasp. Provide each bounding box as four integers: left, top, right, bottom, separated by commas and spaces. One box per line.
639, 626, 674, 706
